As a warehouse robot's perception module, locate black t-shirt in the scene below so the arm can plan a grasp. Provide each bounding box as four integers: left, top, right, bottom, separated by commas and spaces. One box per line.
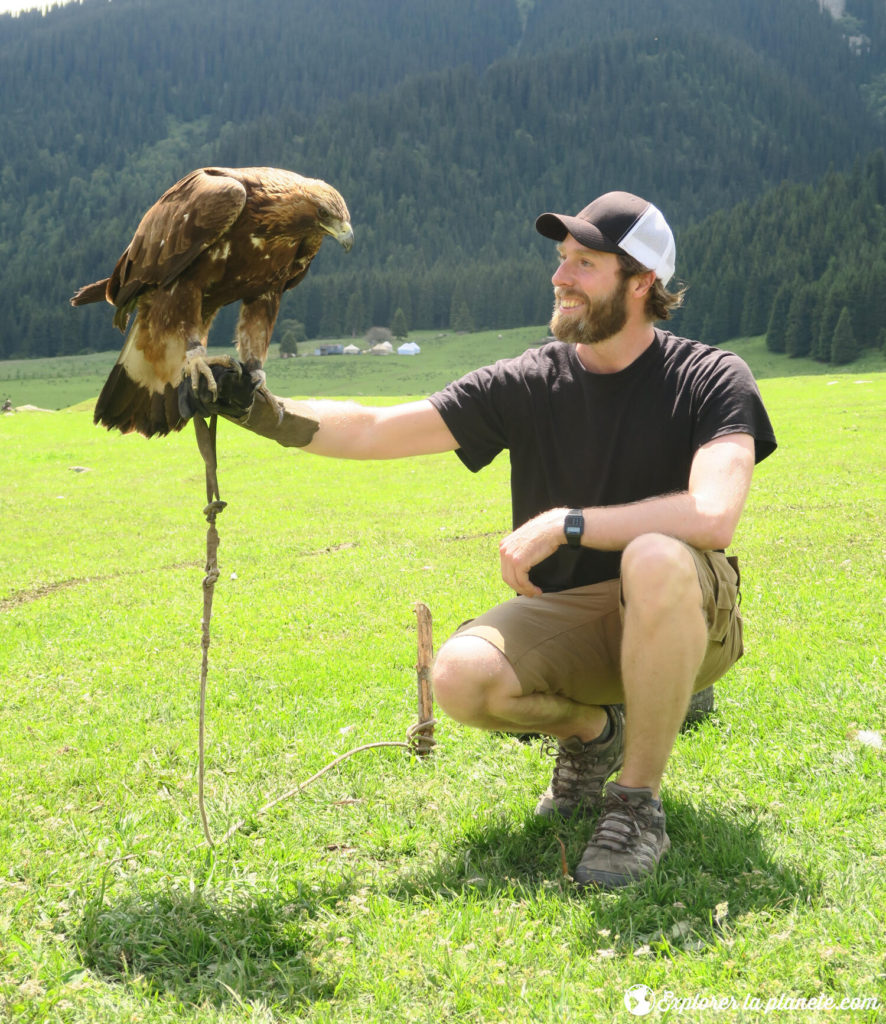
428, 329, 777, 591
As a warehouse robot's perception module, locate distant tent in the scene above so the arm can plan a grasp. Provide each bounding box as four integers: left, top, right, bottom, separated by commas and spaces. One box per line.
342, 344, 360, 354
369, 341, 394, 355
397, 341, 421, 355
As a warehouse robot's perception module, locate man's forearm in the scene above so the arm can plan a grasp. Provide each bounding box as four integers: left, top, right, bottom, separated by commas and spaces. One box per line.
234, 391, 458, 460
499, 435, 755, 597
237, 392, 410, 458
499, 494, 726, 598
581, 492, 732, 553
237, 391, 321, 448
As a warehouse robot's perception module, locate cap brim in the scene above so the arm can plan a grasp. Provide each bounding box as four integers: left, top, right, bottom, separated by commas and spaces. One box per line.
535, 213, 623, 255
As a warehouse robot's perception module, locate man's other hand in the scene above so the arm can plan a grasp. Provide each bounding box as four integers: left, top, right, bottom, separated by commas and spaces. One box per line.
499, 509, 568, 597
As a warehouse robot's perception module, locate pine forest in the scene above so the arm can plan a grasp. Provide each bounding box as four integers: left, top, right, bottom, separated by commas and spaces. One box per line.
2, 0, 886, 365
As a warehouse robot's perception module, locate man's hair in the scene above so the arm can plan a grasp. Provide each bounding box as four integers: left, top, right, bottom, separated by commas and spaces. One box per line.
617, 252, 685, 322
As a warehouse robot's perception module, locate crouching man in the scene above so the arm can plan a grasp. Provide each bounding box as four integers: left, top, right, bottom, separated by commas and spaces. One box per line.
186, 191, 777, 888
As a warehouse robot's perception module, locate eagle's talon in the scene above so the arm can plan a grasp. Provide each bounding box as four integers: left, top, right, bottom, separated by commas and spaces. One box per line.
246, 368, 282, 423
248, 367, 267, 389
246, 370, 282, 421
188, 357, 219, 399
255, 381, 284, 425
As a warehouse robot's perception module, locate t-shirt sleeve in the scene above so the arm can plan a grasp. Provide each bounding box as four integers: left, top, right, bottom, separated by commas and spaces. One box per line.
692, 351, 777, 464
428, 364, 509, 472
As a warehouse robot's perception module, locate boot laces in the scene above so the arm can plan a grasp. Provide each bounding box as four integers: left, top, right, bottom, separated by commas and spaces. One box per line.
592, 795, 653, 853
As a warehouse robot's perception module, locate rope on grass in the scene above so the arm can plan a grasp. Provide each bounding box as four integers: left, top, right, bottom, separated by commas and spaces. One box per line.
193, 417, 437, 850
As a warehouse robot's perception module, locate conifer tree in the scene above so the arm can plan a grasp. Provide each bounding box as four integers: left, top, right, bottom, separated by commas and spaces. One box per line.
277, 318, 305, 356
450, 297, 474, 333
392, 282, 413, 332
785, 285, 815, 358
345, 292, 366, 337
765, 283, 792, 353
391, 307, 408, 339
739, 270, 770, 338
450, 281, 474, 332
814, 289, 844, 362
831, 307, 857, 364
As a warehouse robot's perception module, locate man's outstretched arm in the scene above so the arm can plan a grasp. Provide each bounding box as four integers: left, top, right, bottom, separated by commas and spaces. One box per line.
238, 389, 460, 460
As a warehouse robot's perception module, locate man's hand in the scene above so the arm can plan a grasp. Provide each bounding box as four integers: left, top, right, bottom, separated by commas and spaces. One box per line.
499, 508, 570, 597
177, 360, 259, 423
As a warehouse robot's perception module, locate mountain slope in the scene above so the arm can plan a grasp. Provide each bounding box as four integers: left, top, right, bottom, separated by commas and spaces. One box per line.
0, 0, 882, 357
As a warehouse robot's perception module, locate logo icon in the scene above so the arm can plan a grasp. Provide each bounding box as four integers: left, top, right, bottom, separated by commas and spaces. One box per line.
624, 985, 656, 1016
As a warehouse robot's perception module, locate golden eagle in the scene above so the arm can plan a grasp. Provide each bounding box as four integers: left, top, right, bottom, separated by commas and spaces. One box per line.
71, 166, 353, 436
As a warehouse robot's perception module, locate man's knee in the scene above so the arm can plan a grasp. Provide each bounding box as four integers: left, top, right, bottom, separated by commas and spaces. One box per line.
621, 533, 702, 615
432, 634, 519, 724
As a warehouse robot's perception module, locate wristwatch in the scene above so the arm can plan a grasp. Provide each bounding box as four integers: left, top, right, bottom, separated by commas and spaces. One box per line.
564, 508, 584, 548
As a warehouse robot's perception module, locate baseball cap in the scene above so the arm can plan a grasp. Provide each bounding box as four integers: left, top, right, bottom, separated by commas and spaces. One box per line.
535, 191, 676, 284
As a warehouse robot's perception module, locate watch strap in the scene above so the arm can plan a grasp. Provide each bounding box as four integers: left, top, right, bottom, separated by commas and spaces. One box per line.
564, 508, 584, 548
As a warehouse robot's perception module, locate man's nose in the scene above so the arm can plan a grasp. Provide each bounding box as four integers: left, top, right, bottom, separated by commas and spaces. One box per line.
552, 261, 571, 287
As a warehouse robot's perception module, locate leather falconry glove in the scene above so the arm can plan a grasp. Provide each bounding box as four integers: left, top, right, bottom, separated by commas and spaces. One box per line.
178, 360, 258, 423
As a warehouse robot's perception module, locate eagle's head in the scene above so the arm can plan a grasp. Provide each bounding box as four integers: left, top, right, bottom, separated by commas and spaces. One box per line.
307, 179, 354, 251
258, 170, 354, 251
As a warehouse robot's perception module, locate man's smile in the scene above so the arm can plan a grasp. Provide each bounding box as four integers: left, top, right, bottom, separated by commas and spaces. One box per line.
555, 290, 586, 313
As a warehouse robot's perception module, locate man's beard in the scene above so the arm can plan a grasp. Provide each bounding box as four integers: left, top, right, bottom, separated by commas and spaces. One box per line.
549, 274, 630, 345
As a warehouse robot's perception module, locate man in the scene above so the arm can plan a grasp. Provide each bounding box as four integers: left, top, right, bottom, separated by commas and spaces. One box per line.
189, 191, 777, 888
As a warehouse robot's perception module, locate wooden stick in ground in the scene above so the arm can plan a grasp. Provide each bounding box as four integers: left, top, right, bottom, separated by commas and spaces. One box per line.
411, 602, 436, 756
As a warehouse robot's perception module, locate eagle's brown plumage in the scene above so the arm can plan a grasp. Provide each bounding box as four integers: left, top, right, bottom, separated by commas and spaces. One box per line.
72, 166, 353, 436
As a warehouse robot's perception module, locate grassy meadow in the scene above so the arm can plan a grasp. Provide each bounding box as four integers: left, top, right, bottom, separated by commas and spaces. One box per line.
0, 331, 884, 1023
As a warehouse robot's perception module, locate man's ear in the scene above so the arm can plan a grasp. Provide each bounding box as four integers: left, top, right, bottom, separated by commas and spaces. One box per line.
630, 269, 656, 299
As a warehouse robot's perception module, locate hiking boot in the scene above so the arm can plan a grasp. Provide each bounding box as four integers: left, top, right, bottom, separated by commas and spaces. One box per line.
534, 705, 625, 819
681, 685, 715, 730
573, 780, 670, 889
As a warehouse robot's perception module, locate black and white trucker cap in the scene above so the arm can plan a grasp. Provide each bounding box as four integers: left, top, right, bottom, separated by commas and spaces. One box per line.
535, 191, 676, 285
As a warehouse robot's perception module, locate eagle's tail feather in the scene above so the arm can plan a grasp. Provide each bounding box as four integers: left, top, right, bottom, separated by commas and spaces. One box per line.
93, 314, 188, 437
94, 363, 185, 437
70, 279, 110, 307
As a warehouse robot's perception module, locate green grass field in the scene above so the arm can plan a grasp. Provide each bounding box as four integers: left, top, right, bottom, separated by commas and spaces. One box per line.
0, 337, 884, 1022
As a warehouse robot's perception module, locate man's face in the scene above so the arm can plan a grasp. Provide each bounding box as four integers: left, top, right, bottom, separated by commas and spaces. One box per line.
549, 238, 630, 346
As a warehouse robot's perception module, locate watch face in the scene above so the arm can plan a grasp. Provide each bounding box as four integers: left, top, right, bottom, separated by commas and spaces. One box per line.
565, 512, 583, 545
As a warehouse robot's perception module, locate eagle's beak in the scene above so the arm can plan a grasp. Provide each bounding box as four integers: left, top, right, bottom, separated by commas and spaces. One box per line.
326, 220, 354, 252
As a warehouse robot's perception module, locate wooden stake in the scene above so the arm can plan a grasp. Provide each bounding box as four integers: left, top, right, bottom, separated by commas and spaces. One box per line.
411, 601, 436, 756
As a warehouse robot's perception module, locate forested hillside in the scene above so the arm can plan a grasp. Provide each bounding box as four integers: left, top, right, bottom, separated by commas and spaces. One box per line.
1, 0, 885, 362
673, 151, 886, 364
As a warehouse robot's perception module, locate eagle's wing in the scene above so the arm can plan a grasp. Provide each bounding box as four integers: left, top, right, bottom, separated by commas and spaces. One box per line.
108, 168, 248, 313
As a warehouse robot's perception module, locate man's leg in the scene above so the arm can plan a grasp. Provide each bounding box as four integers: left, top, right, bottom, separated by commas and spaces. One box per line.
574, 533, 708, 888
618, 533, 708, 796
432, 587, 627, 819
432, 635, 609, 743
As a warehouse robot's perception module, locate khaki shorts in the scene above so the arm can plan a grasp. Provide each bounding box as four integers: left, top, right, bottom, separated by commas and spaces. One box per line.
452, 548, 743, 706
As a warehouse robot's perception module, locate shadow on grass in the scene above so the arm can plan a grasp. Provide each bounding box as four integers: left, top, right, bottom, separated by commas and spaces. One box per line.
71, 886, 336, 1013
391, 792, 822, 946
68, 797, 820, 1003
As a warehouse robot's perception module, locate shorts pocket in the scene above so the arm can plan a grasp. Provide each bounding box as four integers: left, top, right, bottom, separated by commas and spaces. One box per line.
706, 553, 739, 644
